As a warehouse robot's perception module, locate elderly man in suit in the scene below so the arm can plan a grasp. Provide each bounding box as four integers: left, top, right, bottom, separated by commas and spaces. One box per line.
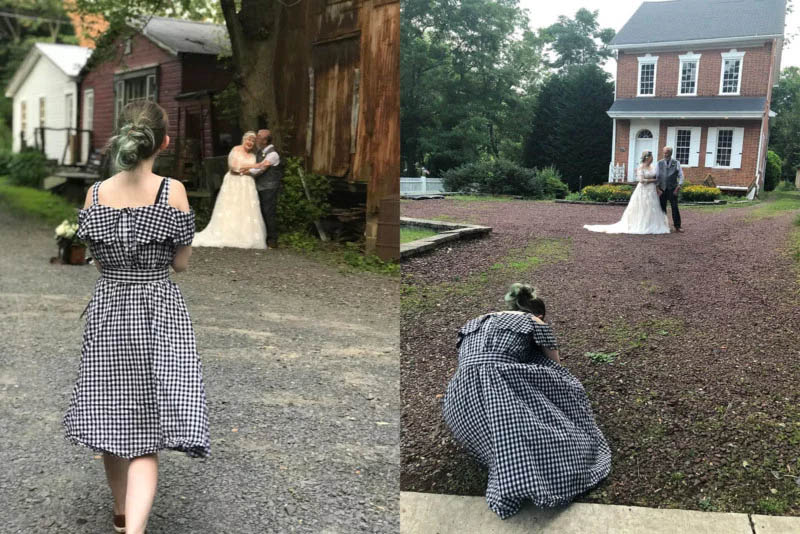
656, 146, 684, 233
249, 129, 284, 248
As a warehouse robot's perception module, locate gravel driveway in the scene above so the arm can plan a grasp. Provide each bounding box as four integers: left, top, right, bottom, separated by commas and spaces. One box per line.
0, 210, 399, 533
401, 196, 800, 515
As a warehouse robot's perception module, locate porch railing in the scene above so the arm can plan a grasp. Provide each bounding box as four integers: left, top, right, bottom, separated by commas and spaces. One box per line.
608, 162, 626, 183
33, 127, 94, 166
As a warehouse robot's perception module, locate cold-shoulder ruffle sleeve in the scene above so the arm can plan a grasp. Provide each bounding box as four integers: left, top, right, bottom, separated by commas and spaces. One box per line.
77, 204, 195, 246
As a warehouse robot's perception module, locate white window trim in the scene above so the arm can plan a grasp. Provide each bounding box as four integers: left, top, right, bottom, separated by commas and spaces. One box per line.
677, 52, 701, 96
637, 54, 658, 97
719, 49, 745, 96
707, 126, 744, 169
667, 126, 702, 167
83, 89, 95, 130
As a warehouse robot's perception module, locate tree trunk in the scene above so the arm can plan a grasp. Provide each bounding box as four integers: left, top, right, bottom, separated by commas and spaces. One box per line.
220, 0, 284, 149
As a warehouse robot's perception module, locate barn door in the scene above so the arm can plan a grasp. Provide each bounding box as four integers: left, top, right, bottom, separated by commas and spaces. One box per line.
310, 36, 360, 177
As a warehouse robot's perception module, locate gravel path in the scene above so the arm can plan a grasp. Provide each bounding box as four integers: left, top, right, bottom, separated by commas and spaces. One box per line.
401, 197, 800, 515
0, 210, 399, 533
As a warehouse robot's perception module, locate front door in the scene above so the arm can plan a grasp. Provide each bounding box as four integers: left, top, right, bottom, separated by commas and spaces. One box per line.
628, 120, 660, 181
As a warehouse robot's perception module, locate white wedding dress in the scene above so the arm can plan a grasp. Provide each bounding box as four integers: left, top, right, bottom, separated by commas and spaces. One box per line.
192, 148, 268, 249
584, 165, 670, 234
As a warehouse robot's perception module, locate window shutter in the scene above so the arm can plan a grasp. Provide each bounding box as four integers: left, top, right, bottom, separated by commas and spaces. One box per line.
731, 127, 744, 169
706, 127, 718, 167
666, 127, 676, 150
689, 127, 701, 167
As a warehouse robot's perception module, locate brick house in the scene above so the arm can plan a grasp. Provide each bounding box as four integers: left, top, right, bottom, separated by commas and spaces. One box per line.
78, 16, 235, 178
607, 0, 786, 193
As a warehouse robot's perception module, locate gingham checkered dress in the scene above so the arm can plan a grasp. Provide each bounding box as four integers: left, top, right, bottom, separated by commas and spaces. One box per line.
63, 179, 210, 459
443, 312, 611, 519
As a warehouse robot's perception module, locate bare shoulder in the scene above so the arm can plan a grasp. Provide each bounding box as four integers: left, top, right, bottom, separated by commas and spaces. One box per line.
167, 178, 191, 213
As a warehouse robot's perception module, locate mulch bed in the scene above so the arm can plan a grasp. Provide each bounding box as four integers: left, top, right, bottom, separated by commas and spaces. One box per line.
401, 198, 800, 515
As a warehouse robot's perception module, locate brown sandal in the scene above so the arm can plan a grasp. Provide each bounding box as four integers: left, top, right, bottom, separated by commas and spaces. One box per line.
113, 514, 125, 533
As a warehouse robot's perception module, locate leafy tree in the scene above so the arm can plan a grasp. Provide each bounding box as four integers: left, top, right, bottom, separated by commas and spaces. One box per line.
539, 8, 615, 71
768, 67, 800, 182
400, 0, 543, 175
523, 64, 614, 191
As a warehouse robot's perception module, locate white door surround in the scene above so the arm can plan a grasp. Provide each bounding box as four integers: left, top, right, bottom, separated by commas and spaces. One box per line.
628, 120, 660, 181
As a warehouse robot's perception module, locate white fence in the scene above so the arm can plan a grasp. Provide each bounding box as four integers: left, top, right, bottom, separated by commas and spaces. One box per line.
401, 176, 446, 194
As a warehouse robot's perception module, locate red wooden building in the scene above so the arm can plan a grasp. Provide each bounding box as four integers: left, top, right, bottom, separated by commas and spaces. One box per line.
77, 16, 235, 178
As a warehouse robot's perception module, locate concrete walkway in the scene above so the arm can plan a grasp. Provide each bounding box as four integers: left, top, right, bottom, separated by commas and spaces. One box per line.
400, 492, 800, 534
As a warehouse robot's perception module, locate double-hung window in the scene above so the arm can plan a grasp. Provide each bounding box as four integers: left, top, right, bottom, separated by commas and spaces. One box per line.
719, 50, 745, 95
666, 126, 701, 167
113, 67, 158, 129
706, 127, 745, 168
678, 52, 700, 96
637, 55, 658, 96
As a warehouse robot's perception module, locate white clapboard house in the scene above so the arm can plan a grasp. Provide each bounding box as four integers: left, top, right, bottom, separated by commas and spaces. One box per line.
5, 42, 92, 164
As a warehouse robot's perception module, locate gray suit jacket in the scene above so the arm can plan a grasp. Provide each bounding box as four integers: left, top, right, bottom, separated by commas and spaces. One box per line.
656, 158, 683, 191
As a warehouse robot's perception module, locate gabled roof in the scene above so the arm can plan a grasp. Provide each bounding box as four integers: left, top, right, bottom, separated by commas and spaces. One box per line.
608, 96, 768, 118
4, 42, 92, 98
134, 16, 229, 56
612, 0, 786, 49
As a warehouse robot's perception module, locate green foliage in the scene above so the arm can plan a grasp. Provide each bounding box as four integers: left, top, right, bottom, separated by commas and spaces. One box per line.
400, 0, 543, 174
539, 8, 616, 71
401, 226, 438, 244
585, 351, 618, 364
775, 180, 797, 192
681, 185, 722, 202
0, 180, 78, 225
443, 159, 568, 199
276, 157, 332, 234
0, 148, 12, 175
769, 67, 800, 183
523, 64, 615, 191
8, 150, 49, 188
765, 150, 783, 192
581, 184, 633, 202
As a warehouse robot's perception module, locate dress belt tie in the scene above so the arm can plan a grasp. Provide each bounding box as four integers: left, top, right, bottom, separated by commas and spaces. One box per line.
100, 267, 170, 283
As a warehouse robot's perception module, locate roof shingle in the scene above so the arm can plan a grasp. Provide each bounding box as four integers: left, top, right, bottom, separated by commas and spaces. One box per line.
612, 0, 786, 47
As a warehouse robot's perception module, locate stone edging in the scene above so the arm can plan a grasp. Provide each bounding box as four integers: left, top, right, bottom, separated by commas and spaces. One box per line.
401, 217, 492, 259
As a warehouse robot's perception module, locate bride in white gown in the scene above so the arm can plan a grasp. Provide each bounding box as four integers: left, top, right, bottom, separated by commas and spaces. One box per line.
584, 151, 670, 235
192, 131, 268, 249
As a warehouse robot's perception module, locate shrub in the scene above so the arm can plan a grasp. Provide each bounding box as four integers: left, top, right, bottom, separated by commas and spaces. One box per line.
0, 182, 77, 225
680, 184, 721, 202
8, 150, 49, 188
581, 184, 633, 202
775, 180, 796, 192
765, 150, 782, 192
277, 157, 332, 234
0, 149, 12, 175
442, 159, 568, 199
533, 166, 569, 199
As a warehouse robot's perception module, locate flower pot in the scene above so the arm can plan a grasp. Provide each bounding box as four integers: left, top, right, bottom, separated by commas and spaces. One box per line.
68, 244, 86, 265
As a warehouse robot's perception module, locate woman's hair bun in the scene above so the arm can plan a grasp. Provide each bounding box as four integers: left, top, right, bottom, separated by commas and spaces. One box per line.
114, 123, 156, 171
504, 282, 536, 306
108, 100, 168, 172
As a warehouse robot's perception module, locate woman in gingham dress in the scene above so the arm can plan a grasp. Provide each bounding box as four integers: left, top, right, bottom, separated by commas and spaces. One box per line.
443, 283, 611, 519
63, 101, 210, 534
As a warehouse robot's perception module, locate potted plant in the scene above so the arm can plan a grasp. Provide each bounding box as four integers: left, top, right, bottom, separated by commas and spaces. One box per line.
54, 219, 86, 265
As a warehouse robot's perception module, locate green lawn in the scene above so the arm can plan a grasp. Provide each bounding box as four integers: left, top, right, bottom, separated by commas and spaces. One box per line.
0, 176, 79, 226
401, 226, 438, 243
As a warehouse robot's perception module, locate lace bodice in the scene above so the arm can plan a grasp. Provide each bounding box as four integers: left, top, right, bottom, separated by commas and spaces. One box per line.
636, 165, 656, 181
227, 147, 256, 173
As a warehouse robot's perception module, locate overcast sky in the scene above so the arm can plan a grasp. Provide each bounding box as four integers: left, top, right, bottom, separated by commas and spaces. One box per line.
519, 0, 799, 76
